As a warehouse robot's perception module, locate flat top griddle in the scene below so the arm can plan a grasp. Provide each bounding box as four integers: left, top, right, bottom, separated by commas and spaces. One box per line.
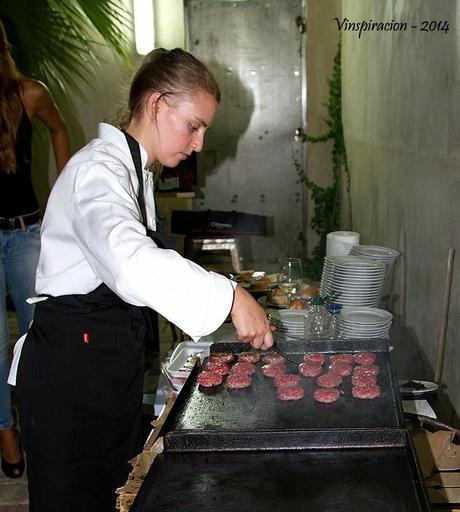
131, 433, 429, 512
162, 339, 404, 451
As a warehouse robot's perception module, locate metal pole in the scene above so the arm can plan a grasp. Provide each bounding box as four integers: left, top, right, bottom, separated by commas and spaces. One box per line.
399, 226, 406, 325
434, 248, 456, 384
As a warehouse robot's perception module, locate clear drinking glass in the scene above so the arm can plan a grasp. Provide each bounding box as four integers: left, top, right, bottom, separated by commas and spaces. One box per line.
277, 258, 303, 300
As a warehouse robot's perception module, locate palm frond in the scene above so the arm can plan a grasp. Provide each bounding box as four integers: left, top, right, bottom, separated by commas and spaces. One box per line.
0, 0, 132, 99
75, 0, 132, 62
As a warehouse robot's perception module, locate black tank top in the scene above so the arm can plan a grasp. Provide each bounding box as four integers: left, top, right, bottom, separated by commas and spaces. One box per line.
0, 106, 38, 217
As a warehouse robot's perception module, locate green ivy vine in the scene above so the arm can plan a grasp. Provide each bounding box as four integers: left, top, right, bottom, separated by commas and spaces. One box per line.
296, 43, 352, 281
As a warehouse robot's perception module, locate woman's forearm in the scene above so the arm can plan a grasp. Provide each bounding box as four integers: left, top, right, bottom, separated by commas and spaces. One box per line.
51, 124, 71, 173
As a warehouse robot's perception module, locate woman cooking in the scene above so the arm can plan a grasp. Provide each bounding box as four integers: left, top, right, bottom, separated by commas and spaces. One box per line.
10, 48, 274, 511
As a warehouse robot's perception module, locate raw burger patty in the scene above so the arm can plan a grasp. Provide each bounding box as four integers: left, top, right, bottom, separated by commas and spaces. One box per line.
262, 353, 285, 364
203, 362, 229, 375
303, 353, 325, 365
329, 362, 353, 376
317, 372, 343, 388
274, 374, 301, 388
196, 371, 223, 387
352, 373, 378, 387
238, 351, 261, 363
353, 352, 376, 365
226, 373, 252, 389
314, 388, 340, 403
352, 384, 381, 399
330, 354, 353, 364
261, 362, 286, 377
231, 362, 256, 375
209, 352, 234, 364
299, 362, 322, 377
353, 364, 379, 376
277, 385, 304, 400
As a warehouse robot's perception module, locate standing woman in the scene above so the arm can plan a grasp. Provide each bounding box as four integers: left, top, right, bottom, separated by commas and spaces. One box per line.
11, 48, 273, 511
0, 21, 70, 479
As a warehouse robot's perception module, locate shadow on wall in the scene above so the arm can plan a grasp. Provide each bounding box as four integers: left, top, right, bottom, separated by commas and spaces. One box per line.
196, 59, 254, 185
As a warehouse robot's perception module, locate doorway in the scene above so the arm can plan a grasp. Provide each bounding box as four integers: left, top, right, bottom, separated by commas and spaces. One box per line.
185, 0, 307, 261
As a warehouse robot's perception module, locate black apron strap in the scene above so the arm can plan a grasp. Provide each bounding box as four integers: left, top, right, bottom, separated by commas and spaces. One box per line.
123, 130, 170, 356
124, 131, 149, 230
123, 131, 176, 250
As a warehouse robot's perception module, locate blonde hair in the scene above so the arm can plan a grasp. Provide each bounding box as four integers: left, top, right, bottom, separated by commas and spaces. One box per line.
119, 47, 221, 129
0, 20, 23, 173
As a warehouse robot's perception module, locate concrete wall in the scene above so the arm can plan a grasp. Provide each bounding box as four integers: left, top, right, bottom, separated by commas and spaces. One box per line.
341, 0, 460, 418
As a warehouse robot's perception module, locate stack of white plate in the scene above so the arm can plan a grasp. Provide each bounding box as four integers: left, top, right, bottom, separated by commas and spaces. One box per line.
337, 307, 393, 339
268, 310, 305, 340
320, 255, 387, 307
350, 245, 400, 267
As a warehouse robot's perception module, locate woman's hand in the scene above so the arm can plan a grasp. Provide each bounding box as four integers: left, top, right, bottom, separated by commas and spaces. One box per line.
230, 286, 274, 350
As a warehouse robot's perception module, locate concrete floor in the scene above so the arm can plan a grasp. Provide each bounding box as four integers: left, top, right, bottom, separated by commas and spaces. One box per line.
0, 310, 176, 511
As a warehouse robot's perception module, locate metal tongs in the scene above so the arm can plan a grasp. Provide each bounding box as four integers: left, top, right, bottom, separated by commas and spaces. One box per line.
268, 345, 300, 365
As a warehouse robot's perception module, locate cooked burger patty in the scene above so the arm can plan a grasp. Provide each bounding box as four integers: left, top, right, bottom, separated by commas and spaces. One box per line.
196, 371, 223, 387
329, 362, 353, 376
314, 388, 340, 403
262, 353, 286, 364
261, 362, 286, 377
226, 373, 252, 389
238, 351, 261, 364
203, 362, 229, 375
209, 352, 234, 364
303, 353, 326, 365
273, 374, 302, 388
352, 384, 381, 399
329, 353, 353, 364
299, 362, 322, 377
351, 373, 378, 387
353, 364, 379, 376
277, 385, 305, 400
317, 372, 343, 388
231, 362, 256, 375
353, 352, 377, 365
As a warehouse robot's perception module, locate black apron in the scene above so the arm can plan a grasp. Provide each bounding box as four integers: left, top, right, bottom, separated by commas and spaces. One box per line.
17, 133, 172, 512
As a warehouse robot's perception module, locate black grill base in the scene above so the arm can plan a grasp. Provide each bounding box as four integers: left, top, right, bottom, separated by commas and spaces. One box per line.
132, 434, 429, 512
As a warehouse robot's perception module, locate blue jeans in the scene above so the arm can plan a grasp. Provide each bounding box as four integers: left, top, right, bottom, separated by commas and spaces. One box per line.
0, 223, 40, 429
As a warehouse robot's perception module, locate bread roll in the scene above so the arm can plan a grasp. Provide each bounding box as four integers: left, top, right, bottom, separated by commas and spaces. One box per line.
268, 289, 288, 306
238, 271, 255, 282
298, 285, 320, 299
289, 298, 307, 310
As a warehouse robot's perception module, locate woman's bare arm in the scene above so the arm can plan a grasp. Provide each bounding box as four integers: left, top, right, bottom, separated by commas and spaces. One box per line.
23, 80, 71, 173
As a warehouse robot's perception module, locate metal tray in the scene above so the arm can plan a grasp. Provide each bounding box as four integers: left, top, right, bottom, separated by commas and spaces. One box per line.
131, 431, 429, 512
162, 339, 405, 451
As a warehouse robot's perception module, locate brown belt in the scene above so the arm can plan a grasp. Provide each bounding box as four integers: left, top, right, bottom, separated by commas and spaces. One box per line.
0, 211, 40, 230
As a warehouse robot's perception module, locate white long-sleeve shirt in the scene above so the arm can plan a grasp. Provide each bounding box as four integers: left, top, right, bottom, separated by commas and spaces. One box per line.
35, 122, 236, 339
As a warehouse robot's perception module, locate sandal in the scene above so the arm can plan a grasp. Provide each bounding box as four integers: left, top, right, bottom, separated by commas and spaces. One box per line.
0, 428, 25, 479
